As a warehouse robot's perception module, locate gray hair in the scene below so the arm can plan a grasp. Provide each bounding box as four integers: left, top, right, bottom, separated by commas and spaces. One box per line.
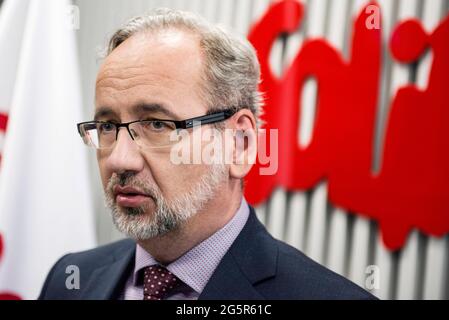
104, 8, 263, 127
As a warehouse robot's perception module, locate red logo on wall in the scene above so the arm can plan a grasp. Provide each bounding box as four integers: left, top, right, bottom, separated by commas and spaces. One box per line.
245, 0, 449, 250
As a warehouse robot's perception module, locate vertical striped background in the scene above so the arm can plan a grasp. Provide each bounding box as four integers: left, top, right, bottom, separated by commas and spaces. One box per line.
70, 0, 448, 300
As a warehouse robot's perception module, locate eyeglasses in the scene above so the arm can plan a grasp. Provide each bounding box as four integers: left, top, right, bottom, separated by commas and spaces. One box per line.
77, 109, 235, 149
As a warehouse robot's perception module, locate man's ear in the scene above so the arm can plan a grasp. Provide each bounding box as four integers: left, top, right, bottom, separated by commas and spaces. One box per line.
227, 109, 257, 179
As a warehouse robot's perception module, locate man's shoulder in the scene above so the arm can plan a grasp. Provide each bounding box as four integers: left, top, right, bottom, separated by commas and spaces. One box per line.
230, 207, 376, 299
260, 236, 376, 299
48, 238, 135, 278
38, 239, 135, 299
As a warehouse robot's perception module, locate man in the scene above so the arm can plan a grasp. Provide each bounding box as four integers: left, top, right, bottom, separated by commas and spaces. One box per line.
39, 8, 375, 300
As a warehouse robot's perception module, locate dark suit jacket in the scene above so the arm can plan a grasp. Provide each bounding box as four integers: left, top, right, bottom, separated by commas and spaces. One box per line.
39, 206, 376, 299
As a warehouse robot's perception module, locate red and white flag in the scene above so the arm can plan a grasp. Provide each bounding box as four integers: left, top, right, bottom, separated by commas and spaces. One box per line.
0, 0, 96, 299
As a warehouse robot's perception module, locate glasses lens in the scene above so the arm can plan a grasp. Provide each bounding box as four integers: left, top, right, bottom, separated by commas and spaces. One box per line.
79, 121, 185, 149
79, 123, 99, 148
130, 120, 181, 148
96, 122, 117, 148
80, 122, 117, 149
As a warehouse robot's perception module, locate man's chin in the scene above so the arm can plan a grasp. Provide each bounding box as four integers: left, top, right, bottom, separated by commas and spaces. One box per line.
121, 218, 181, 241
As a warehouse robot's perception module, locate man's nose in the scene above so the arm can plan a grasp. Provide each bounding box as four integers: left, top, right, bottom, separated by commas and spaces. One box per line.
105, 128, 144, 174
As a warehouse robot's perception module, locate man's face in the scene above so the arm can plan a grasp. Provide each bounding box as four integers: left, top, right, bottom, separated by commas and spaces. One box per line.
95, 29, 227, 240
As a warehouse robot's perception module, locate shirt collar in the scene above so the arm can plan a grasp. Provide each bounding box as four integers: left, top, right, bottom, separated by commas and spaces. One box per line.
132, 197, 250, 293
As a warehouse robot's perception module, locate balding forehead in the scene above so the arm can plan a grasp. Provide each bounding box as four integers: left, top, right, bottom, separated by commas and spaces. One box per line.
94, 28, 209, 119
97, 30, 204, 86
104, 29, 203, 64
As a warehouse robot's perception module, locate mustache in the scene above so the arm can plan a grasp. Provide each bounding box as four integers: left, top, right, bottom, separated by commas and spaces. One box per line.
117, 171, 134, 186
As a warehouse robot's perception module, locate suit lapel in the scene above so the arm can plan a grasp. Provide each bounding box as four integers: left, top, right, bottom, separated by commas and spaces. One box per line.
197, 253, 264, 299
199, 207, 278, 300
81, 242, 135, 300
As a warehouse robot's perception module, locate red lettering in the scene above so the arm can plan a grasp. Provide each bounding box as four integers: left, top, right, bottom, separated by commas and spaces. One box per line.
245, 0, 449, 250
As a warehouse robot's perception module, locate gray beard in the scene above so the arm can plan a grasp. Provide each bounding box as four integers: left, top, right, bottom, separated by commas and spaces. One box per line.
104, 164, 227, 240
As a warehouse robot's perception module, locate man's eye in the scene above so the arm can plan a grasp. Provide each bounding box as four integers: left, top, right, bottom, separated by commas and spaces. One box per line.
98, 123, 115, 133
145, 121, 172, 131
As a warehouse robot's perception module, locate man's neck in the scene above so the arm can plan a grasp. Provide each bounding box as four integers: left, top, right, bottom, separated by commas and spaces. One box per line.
137, 190, 242, 265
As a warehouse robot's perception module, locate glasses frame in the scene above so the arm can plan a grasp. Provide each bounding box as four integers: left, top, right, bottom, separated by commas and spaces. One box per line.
76, 109, 236, 148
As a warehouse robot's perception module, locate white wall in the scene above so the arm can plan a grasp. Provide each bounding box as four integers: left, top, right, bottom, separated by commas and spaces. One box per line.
73, 0, 449, 300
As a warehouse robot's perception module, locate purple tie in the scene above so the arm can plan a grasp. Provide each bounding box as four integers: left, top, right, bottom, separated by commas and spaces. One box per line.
143, 265, 181, 300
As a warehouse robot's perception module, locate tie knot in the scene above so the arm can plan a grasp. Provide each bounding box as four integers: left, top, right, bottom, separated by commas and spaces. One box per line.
143, 265, 181, 300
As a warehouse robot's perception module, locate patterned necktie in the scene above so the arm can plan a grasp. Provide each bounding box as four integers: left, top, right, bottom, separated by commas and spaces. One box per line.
143, 265, 182, 300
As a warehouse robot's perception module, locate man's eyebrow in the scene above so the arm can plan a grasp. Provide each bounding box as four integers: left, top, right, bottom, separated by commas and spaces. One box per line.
94, 107, 117, 121
133, 103, 180, 120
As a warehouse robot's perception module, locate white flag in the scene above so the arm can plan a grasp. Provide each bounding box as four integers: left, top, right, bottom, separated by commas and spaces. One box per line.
0, 0, 96, 300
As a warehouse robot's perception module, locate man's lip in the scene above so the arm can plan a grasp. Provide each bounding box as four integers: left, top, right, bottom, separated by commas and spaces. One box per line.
113, 185, 153, 208
113, 185, 149, 197
116, 194, 151, 208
